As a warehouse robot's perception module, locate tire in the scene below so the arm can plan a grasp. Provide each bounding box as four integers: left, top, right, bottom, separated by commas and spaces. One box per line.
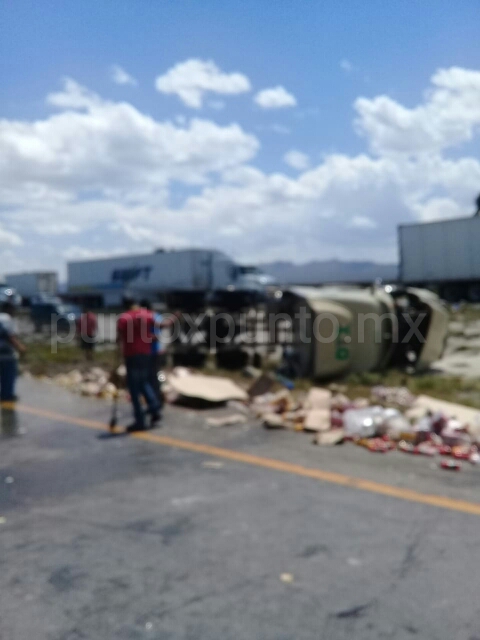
441, 285, 460, 303
468, 283, 480, 303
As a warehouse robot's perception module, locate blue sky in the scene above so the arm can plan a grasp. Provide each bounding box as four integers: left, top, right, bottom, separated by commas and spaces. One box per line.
1, 0, 480, 275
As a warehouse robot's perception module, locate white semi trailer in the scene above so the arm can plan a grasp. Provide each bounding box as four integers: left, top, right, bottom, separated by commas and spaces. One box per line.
5, 272, 58, 303
399, 216, 480, 301
68, 249, 276, 308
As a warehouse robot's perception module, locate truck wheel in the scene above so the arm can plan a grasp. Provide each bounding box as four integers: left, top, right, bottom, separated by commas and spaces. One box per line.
468, 284, 480, 303
252, 352, 262, 369
441, 285, 459, 303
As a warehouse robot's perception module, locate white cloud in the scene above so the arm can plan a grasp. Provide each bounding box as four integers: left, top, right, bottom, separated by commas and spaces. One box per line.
0, 249, 27, 274
109, 222, 189, 248
349, 216, 377, 229
62, 246, 106, 260
254, 86, 297, 109
47, 77, 101, 109
62, 246, 127, 261
284, 150, 310, 171
155, 59, 251, 108
1, 78, 259, 198
35, 223, 81, 236
0, 226, 23, 247
355, 66, 480, 155
174, 153, 408, 263
110, 65, 137, 86
218, 225, 243, 237
340, 59, 353, 73
3, 67, 480, 270
412, 197, 466, 222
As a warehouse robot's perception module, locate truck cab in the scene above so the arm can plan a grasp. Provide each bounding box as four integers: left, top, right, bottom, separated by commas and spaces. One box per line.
230, 265, 277, 291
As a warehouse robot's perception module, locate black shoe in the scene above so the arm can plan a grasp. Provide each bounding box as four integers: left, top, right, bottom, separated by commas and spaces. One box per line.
126, 423, 147, 433
150, 412, 162, 428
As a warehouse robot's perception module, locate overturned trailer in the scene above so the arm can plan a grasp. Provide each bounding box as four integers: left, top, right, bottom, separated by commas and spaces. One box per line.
286, 285, 449, 378
165, 284, 449, 379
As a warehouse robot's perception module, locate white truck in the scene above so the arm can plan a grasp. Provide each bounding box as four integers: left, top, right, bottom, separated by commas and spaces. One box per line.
67, 249, 276, 308
5, 272, 58, 303
399, 216, 480, 301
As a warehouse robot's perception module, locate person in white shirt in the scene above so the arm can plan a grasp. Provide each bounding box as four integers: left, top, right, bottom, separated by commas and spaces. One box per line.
0, 300, 26, 402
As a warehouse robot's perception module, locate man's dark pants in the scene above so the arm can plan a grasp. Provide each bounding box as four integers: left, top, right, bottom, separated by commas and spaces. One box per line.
125, 355, 159, 428
148, 353, 165, 411
0, 358, 17, 402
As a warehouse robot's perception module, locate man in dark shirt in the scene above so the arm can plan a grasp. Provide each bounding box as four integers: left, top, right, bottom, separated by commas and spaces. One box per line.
76, 309, 98, 361
116, 296, 160, 432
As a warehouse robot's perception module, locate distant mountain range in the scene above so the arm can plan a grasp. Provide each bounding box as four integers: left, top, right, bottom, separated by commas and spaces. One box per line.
260, 259, 398, 285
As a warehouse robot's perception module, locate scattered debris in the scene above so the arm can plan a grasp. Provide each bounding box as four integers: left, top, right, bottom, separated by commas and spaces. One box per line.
206, 414, 248, 427
440, 459, 462, 471
50, 366, 125, 400
263, 413, 289, 429
253, 388, 303, 430
247, 373, 276, 398
168, 371, 248, 404
371, 385, 416, 408
314, 429, 345, 446
249, 382, 480, 471
330, 393, 351, 412
470, 451, 480, 465
343, 407, 386, 439
304, 409, 331, 432
0, 516, 6, 524
44, 361, 480, 475
242, 365, 262, 379
226, 400, 251, 415
303, 389, 333, 432
253, 389, 294, 418
406, 395, 479, 425
304, 387, 332, 410
328, 383, 348, 394
4, 476, 14, 484
280, 573, 294, 584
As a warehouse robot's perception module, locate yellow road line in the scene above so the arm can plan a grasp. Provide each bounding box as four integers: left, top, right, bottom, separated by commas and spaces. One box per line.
17, 403, 480, 517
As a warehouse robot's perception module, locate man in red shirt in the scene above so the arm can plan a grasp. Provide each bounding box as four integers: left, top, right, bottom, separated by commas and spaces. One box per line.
117, 296, 160, 432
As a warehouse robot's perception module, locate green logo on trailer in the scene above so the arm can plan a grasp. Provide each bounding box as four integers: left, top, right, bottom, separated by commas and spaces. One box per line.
336, 325, 351, 360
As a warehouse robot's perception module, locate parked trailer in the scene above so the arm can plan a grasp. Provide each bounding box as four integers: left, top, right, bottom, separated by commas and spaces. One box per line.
5, 272, 58, 302
68, 249, 276, 308
399, 217, 480, 301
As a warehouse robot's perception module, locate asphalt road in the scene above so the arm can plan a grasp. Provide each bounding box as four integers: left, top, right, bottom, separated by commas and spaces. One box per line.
2, 378, 480, 640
